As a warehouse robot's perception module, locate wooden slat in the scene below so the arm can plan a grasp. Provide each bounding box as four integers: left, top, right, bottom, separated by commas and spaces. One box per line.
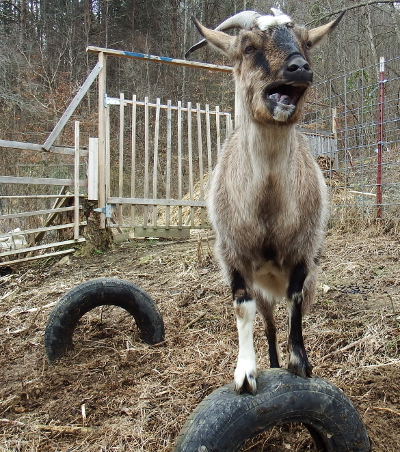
88, 138, 99, 200
0, 140, 42, 152
152, 98, 161, 226
0, 249, 76, 267
74, 121, 80, 240
206, 104, 212, 177
0, 195, 74, 199
165, 99, 172, 228
43, 61, 103, 151
105, 94, 111, 201
0, 176, 86, 186
187, 101, 194, 227
177, 101, 183, 229
0, 140, 88, 156
0, 238, 85, 258
118, 93, 125, 227
33, 186, 69, 244
197, 102, 206, 227
0, 223, 79, 238
216, 105, 221, 154
108, 197, 206, 207
87, 46, 233, 73
143, 96, 149, 228
131, 94, 137, 227
0, 206, 75, 220
97, 52, 107, 228
133, 227, 190, 239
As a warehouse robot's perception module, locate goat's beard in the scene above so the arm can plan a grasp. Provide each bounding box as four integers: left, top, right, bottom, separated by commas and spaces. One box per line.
270, 101, 296, 122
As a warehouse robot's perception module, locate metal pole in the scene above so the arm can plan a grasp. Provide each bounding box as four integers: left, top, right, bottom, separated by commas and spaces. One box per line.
376, 57, 385, 219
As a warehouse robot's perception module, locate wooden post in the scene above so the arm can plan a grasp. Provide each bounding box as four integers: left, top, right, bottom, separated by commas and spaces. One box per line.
152, 98, 161, 226
143, 96, 149, 228
376, 57, 385, 220
118, 92, 125, 227
88, 138, 99, 200
206, 104, 212, 178
166, 99, 172, 228
197, 103, 205, 226
216, 105, 221, 154
131, 94, 137, 228
177, 101, 183, 228
97, 52, 107, 228
187, 101, 194, 226
74, 121, 80, 240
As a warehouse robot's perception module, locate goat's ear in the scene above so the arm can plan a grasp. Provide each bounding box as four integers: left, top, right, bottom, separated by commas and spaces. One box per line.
307, 10, 345, 49
192, 17, 236, 57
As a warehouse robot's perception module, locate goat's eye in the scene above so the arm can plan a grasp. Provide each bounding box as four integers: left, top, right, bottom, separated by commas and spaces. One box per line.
306, 40, 313, 49
244, 45, 256, 54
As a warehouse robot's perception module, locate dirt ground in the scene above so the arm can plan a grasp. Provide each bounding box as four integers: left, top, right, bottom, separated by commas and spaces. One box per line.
1, 226, 400, 451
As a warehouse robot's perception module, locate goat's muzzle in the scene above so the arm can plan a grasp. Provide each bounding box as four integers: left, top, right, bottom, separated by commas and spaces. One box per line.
265, 82, 309, 107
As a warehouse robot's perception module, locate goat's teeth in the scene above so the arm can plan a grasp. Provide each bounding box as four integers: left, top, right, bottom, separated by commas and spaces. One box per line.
269, 93, 281, 103
280, 95, 292, 105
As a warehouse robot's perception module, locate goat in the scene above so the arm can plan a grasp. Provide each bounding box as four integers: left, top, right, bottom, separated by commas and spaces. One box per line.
186, 9, 345, 394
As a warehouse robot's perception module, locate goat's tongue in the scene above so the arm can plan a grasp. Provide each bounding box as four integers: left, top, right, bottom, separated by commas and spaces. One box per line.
269, 93, 292, 105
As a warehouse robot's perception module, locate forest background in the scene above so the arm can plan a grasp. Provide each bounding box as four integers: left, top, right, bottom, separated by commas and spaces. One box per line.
0, 0, 399, 147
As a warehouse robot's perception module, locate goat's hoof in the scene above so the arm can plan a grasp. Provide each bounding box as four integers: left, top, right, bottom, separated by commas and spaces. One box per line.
234, 363, 257, 395
288, 352, 313, 378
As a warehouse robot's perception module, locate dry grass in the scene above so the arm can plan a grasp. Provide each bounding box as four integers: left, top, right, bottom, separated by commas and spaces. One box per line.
0, 227, 400, 451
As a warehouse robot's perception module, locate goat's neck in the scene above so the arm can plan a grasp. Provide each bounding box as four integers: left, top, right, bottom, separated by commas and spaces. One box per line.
239, 116, 297, 177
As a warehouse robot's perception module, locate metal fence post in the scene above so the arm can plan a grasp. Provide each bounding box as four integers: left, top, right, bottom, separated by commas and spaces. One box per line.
376, 56, 385, 219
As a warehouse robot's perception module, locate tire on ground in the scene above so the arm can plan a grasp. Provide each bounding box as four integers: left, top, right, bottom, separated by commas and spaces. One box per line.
45, 277, 165, 364
173, 368, 370, 452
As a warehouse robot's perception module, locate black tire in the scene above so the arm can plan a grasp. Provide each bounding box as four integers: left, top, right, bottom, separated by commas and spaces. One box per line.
174, 368, 370, 452
45, 277, 165, 364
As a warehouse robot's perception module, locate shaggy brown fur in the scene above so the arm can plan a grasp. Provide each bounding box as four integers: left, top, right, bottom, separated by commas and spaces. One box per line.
191, 10, 345, 394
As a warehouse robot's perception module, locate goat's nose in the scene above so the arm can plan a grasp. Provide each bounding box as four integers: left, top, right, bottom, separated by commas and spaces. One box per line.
283, 55, 313, 82
286, 56, 310, 72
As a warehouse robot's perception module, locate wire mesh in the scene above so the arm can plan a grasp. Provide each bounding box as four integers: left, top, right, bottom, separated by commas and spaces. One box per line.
301, 55, 400, 223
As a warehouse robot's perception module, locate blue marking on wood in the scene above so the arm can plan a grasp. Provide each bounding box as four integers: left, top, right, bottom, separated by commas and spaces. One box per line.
123, 51, 174, 63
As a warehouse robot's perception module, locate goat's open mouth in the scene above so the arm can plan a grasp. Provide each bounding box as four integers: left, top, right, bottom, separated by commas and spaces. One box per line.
265, 83, 308, 107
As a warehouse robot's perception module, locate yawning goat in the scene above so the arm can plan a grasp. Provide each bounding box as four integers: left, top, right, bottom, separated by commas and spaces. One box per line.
186, 8, 345, 394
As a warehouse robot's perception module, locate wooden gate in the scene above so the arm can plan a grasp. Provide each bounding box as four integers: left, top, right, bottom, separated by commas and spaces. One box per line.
102, 94, 233, 238
88, 46, 234, 238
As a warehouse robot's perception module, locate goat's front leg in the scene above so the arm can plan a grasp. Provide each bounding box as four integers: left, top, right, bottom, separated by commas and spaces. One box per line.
234, 297, 257, 394
230, 269, 257, 394
287, 263, 313, 378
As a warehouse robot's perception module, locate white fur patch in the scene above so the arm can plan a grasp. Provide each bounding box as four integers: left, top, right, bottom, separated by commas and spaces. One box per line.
256, 8, 292, 31
234, 299, 257, 393
273, 104, 295, 122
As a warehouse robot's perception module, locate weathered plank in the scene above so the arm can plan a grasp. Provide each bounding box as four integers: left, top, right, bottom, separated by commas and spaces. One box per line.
0, 176, 87, 186
87, 46, 233, 73
0, 249, 76, 267
0, 238, 85, 258
43, 61, 103, 151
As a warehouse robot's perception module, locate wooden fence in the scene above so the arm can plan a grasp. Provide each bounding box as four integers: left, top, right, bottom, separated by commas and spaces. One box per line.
0, 46, 234, 264
1, 44, 340, 265
102, 94, 232, 238
0, 123, 87, 266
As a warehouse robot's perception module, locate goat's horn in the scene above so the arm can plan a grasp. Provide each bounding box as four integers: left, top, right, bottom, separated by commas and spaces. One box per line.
185, 10, 261, 58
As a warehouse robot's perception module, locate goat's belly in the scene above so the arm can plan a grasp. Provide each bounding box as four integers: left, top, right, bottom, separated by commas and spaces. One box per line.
253, 262, 287, 299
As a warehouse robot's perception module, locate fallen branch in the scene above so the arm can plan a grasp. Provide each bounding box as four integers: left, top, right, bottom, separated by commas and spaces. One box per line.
34, 424, 94, 434
0, 418, 25, 427
372, 406, 400, 417
181, 312, 206, 331
319, 335, 372, 363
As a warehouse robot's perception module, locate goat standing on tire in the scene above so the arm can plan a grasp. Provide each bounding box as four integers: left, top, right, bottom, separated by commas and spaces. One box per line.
186, 9, 345, 395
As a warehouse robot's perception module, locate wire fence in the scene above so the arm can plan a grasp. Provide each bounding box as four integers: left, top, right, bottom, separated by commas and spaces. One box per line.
302, 55, 400, 224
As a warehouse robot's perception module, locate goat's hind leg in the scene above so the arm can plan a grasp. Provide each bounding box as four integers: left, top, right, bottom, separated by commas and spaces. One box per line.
287, 262, 313, 378
255, 288, 280, 369
231, 269, 257, 395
